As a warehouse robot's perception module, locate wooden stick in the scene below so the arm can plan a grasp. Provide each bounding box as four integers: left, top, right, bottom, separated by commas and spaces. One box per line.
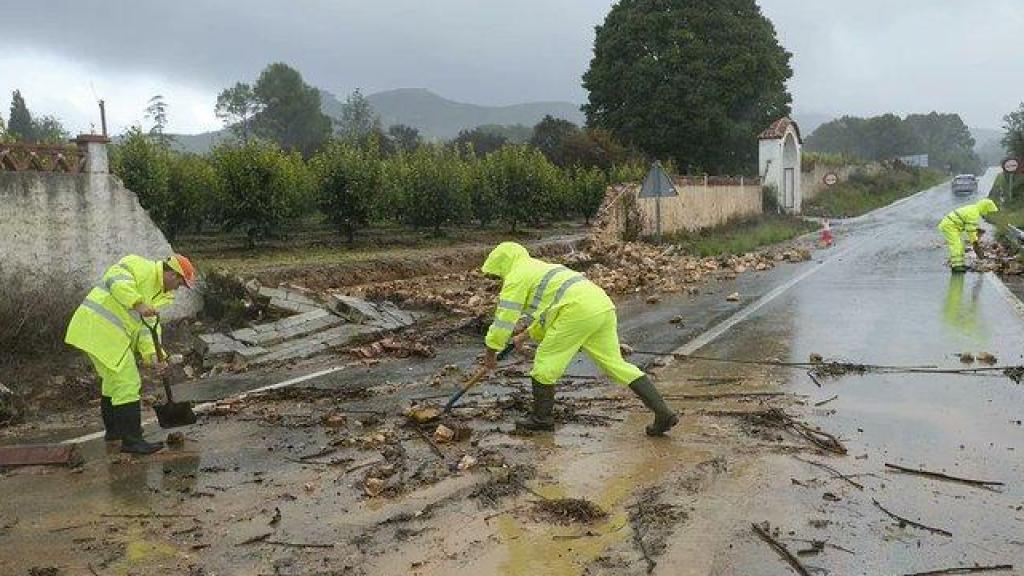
871, 499, 952, 537
903, 565, 1013, 576
100, 513, 194, 519
663, 391, 785, 401
264, 540, 334, 549
792, 455, 864, 490
807, 371, 822, 388
412, 425, 445, 459
237, 532, 273, 545
751, 523, 811, 576
814, 395, 838, 407
884, 463, 1004, 488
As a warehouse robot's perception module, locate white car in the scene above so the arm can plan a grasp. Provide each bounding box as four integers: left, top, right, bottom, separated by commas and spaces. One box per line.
951, 174, 978, 196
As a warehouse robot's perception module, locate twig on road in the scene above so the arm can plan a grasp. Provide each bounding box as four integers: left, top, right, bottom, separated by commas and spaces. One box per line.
903, 565, 1013, 575
411, 424, 445, 459
807, 371, 822, 388
813, 395, 838, 407
751, 522, 811, 576
884, 463, 1004, 489
264, 539, 334, 549
663, 391, 786, 401
237, 532, 273, 546
791, 455, 864, 490
872, 499, 952, 537
100, 513, 194, 519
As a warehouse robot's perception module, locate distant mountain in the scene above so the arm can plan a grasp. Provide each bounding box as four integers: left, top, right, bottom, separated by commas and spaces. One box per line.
325, 88, 584, 140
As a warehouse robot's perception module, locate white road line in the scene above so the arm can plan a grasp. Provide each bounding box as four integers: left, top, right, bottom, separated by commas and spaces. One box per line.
671, 242, 857, 358
984, 272, 1024, 321
62, 365, 345, 445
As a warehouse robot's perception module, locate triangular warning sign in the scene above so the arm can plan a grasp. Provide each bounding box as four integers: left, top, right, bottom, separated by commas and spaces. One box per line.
639, 162, 677, 198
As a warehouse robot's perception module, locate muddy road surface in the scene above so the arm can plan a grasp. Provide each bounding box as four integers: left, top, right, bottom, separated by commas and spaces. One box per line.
2, 169, 1023, 576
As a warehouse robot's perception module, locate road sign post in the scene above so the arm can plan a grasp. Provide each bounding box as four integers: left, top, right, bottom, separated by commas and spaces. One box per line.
639, 162, 678, 242
1003, 158, 1019, 202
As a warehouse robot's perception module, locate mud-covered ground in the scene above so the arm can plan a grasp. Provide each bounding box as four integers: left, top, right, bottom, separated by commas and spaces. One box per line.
4, 170, 1024, 575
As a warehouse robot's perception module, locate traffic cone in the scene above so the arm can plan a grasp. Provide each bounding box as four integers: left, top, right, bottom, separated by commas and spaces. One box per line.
820, 220, 834, 248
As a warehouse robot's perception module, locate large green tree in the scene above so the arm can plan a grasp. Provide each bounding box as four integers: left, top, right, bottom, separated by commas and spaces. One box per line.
583, 0, 792, 174
8, 90, 33, 141
215, 82, 260, 142
1003, 102, 1024, 160
904, 112, 980, 174
530, 115, 580, 167
250, 63, 332, 157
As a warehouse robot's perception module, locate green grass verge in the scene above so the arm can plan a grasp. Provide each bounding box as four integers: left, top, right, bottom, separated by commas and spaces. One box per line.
803, 168, 946, 219
986, 173, 1024, 247
664, 214, 819, 258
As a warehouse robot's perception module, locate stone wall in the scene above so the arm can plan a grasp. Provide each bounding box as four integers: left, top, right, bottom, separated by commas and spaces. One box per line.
801, 162, 883, 201
0, 152, 201, 320
593, 178, 763, 242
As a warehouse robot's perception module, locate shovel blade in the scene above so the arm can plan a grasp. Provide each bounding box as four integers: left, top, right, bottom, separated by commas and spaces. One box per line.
154, 401, 197, 428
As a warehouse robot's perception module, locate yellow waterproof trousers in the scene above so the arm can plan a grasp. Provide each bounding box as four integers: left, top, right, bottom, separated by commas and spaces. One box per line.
530, 308, 645, 386
938, 220, 964, 268
87, 353, 142, 406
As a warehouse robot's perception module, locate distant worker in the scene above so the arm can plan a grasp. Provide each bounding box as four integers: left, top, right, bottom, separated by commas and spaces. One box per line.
937, 199, 998, 273
65, 254, 197, 454
479, 242, 678, 436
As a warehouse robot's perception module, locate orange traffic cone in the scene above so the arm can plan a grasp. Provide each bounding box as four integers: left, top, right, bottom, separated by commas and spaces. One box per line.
820, 220, 834, 248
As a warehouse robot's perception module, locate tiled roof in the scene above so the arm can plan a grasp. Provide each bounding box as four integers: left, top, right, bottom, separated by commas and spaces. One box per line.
758, 117, 801, 142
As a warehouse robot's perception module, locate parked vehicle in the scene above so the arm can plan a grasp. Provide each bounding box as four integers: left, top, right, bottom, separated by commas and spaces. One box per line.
951, 174, 978, 196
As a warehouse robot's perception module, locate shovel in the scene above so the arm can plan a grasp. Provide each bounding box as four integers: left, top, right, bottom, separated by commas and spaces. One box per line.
142, 315, 197, 428
442, 342, 515, 414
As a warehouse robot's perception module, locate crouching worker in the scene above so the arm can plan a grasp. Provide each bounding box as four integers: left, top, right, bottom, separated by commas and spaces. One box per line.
479, 242, 678, 436
938, 198, 998, 273
65, 254, 197, 454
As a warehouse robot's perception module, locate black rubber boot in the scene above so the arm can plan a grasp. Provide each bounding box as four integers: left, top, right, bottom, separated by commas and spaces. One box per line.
100, 396, 120, 442
951, 265, 968, 274
114, 401, 164, 455
515, 379, 555, 432
629, 375, 679, 437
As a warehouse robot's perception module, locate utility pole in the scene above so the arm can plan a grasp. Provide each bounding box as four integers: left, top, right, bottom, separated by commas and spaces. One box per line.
98, 99, 107, 137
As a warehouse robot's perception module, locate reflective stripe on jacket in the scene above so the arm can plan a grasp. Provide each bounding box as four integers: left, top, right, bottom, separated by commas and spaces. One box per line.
480, 242, 614, 351
940, 202, 984, 243
65, 255, 174, 369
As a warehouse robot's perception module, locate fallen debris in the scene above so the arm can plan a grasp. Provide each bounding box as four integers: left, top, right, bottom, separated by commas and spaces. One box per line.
959, 353, 976, 364
433, 424, 455, 444
726, 292, 741, 302
0, 444, 82, 468
531, 497, 608, 525
752, 409, 847, 455
872, 499, 952, 537
350, 337, 435, 360
976, 352, 998, 365
751, 522, 811, 576
813, 395, 838, 407
902, 565, 1013, 576
792, 455, 864, 490
884, 463, 1004, 488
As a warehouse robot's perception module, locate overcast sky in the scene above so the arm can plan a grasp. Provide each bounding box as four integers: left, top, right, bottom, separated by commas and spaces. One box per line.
1, 1, 1021, 135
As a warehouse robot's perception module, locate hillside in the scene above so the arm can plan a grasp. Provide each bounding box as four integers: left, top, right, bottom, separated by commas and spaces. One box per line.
324, 88, 584, 140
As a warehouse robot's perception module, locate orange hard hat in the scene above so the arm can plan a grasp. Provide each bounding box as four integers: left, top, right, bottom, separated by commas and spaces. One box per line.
167, 254, 197, 288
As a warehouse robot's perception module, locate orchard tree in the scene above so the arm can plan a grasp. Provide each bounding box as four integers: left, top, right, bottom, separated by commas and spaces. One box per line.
111, 126, 171, 224
211, 140, 314, 247
583, 0, 792, 174
311, 141, 381, 243
251, 63, 332, 157
30, 116, 68, 143
392, 145, 469, 235
215, 82, 260, 142
572, 167, 609, 225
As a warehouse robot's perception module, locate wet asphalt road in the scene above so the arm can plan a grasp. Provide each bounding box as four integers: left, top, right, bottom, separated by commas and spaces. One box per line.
675, 167, 1024, 574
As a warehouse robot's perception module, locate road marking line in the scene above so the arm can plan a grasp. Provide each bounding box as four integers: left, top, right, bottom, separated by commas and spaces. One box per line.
62, 366, 345, 445
983, 272, 1024, 321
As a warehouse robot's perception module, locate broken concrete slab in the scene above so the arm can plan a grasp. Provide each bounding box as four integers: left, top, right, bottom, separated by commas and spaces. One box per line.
249, 324, 381, 366
259, 287, 323, 314
229, 309, 343, 347
331, 294, 417, 331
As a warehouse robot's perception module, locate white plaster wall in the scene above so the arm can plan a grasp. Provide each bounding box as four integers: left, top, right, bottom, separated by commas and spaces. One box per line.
0, 172, 202, 320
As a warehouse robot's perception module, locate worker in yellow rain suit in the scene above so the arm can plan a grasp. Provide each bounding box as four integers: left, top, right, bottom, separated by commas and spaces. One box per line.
479, 242, 678, 436
937, 198, 998, 273
65, 254, 197, 454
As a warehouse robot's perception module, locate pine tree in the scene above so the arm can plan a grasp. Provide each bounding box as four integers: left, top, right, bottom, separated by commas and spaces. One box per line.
8, 90, 33, 141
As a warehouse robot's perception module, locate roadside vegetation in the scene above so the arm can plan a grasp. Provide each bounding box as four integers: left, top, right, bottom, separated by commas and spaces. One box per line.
803, 167, 946, 219
665, 214, 818, 257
